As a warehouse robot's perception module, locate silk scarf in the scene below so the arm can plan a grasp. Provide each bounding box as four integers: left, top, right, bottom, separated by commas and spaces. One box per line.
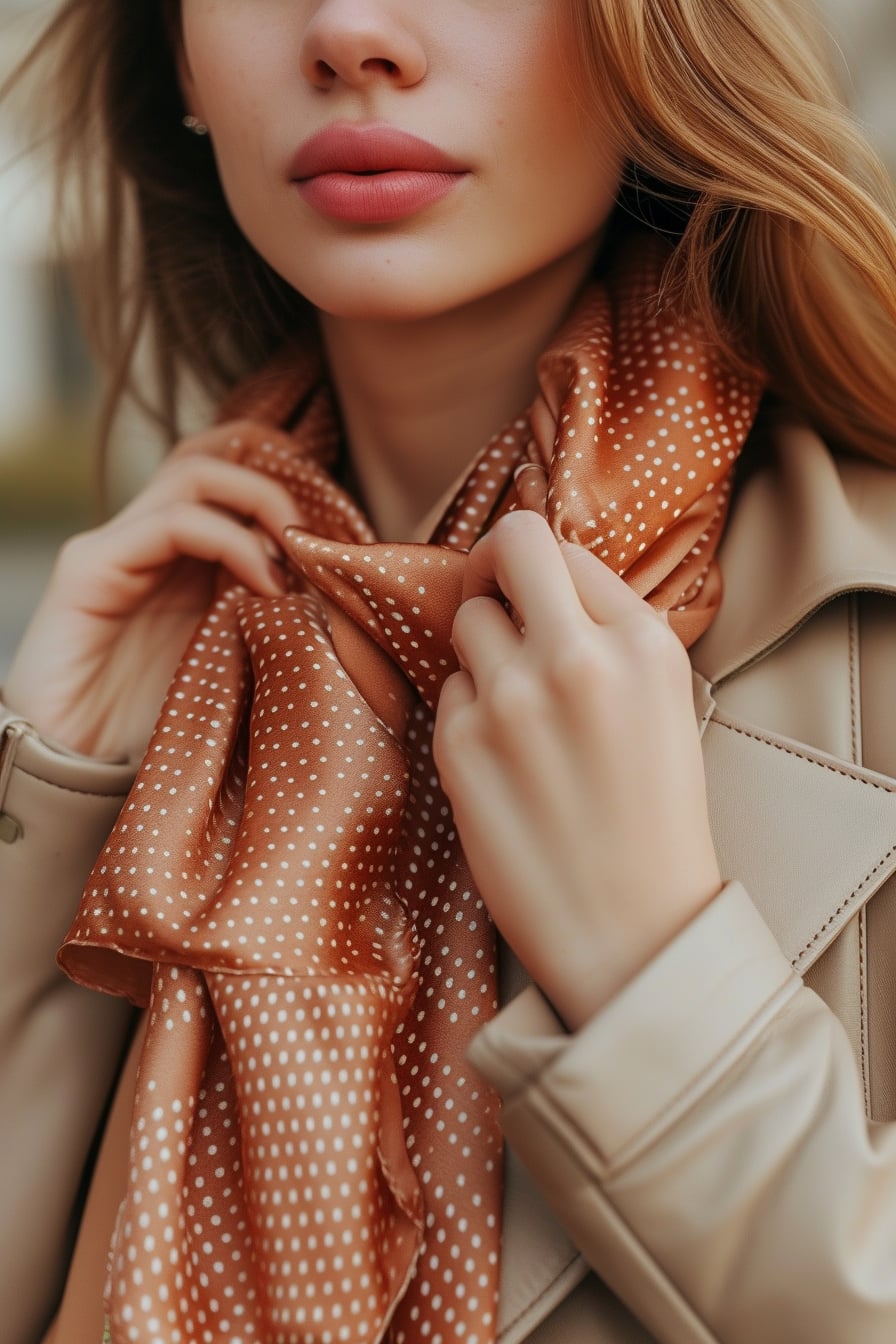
60, 237, 762, 1344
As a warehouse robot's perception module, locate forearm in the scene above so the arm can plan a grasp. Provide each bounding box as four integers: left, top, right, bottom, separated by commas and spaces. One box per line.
0, 703, 136, 1344
471, 882, 896, 1343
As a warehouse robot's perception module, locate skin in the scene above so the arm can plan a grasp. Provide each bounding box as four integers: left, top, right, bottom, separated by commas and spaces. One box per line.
176, 0, 625, 540
6, 0, 721, 1030
177, 0, 622, 324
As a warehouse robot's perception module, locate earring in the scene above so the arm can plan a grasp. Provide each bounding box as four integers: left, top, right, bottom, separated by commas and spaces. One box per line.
182, 114, 209, 137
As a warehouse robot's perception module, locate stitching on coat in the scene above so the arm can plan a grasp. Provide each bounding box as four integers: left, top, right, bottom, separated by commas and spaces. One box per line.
848, 595, 871, 1113
848, 595, 861, 765
713, 718, 896, 794
498, 1251, 583, 1338
848, 597, 869, 1098
712, 717, 896, 966
858, 909, 871, 1115
793, 842, 896, 963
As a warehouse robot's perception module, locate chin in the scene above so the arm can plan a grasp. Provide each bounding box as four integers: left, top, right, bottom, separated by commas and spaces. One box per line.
295, 275, 482, 325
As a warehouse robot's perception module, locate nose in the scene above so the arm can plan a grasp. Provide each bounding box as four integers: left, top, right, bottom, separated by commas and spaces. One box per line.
299, 2, 427, 91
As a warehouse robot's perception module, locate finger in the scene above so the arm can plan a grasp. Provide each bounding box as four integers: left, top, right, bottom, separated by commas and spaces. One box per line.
122, 456, 300, 547
559, 542, 663, 628
513, 461, 549, 515
462, 511, 582, 641
167, 419, 293, 464
432, 666, 477, 786
99, 504, 288, 603
529, 391, 559, 459
437, 665, 477, 716
450, 595, 522, 682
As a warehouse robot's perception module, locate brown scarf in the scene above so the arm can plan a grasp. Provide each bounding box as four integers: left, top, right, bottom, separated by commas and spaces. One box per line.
60, 238, 761, 1344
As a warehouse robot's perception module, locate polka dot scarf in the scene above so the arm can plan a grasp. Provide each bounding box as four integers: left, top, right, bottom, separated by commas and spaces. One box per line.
59, 238, 762, 1344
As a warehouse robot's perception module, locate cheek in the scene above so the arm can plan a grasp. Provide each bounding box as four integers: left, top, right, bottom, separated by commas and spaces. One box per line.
183, 12, 278, 145
187, 38, 284, 229
499, 103, 623, 252
491, 17, 623, 220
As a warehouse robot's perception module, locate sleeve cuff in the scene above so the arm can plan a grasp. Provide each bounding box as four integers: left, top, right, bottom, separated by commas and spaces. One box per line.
0, 700, 137, 808
469, 881, 800, 1166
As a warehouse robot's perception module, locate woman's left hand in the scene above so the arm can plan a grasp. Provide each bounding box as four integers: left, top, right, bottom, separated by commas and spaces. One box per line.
433, 506, 722, 1030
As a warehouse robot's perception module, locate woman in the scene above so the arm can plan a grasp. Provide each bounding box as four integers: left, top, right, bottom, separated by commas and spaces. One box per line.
2, 1, 896, 1341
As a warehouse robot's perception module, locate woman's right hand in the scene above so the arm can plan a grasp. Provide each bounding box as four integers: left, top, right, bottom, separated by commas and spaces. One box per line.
3, 422, 300, 760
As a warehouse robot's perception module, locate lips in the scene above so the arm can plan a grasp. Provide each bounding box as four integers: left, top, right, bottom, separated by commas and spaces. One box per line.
290, 122, 466, 180
290, 122, 468, 223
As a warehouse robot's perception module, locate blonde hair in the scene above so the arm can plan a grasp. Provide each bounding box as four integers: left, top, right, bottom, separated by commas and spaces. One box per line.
9, 0, 896, 465
572, 0, 896, 464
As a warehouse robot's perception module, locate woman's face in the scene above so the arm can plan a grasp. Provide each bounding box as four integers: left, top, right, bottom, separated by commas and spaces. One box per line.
178, 0, 624, 321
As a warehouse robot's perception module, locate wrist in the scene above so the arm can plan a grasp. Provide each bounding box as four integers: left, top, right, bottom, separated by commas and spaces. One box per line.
534, 867, 724, 1031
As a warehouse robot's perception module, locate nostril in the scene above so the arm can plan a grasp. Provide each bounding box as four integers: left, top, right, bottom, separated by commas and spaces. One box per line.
312, 56, 398, 83
360, 58, 399, 77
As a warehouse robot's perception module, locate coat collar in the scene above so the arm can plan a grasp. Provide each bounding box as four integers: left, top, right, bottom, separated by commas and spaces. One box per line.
690, 423, 896, 686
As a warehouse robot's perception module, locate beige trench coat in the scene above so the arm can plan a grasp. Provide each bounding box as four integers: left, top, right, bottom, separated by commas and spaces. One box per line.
2, 422, 896, 1344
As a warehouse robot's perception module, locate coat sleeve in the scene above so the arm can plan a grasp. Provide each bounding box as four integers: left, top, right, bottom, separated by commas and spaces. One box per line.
468, 880, 896, 1344
0, 702, 136, 1344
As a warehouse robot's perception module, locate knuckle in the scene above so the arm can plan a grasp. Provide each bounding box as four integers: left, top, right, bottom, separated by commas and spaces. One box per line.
54, 528, 100, 574
171, 418, 252, 456
156, 451, 201, 491
618, 616, 692, 699
627, 612, 686, 666
545, 636, 602, 693
160, 452, 199, 484
167, 432, 208, 462
482, 663, 540, 723
166, 499, 201, 533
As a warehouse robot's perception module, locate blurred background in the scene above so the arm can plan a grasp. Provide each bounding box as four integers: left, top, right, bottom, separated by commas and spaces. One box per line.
0, 0, 894, 681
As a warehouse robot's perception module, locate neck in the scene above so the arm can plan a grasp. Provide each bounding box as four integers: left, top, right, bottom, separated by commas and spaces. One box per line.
319, 241, 599, 540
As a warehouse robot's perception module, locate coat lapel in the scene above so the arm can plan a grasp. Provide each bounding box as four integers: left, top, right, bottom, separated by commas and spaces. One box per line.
702, 706, 896, 974
692, 423, 896, 973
